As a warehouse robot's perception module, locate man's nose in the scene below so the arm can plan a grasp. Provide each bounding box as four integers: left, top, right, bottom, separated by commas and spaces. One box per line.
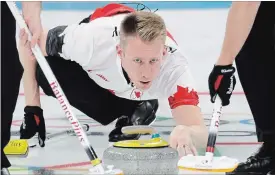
140, 64, 152, 79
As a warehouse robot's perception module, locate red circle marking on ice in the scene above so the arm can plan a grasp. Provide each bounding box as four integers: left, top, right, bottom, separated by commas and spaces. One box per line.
12, 118, 101, 128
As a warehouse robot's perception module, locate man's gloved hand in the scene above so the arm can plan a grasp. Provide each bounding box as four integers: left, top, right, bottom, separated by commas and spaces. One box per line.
208, 64, 236, 106
20, 106, 46, 147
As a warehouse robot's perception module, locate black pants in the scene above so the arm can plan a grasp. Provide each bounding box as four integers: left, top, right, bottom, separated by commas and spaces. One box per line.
235, 2, 275, 142
1, 2, 24, 168
36, 55, 142, 125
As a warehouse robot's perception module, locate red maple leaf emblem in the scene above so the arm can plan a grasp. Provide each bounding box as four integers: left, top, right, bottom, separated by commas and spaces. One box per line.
168, 85, 199, 109
134, 91, 141, 98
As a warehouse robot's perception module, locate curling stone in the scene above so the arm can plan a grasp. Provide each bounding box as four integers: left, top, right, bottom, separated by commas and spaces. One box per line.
103, 126, 179, 175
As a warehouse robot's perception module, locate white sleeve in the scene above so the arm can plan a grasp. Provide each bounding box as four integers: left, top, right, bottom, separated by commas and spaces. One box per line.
156, 51, 199, 109
168, 66, 200, 109
59, 23, 94, 67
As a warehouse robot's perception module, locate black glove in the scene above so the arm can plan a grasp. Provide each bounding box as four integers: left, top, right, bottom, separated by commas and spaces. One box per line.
208, 64, 236, 106
20, 106, 46, 147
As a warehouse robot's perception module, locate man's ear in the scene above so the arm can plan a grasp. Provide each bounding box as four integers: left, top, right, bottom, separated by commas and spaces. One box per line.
116, 45, 122, 57
163, 47, 168, 56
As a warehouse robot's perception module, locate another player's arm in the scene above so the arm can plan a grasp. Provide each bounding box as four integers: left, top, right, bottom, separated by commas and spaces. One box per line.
18, 2, 42, 107
216, 2, 261, 65
21, 2, 42, 47
18, 26, 58, 107
21, 2, 41, 18
19, 22, 95, 106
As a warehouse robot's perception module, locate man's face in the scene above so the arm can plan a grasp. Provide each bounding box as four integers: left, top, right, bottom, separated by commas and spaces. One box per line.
118, 36, 167, 91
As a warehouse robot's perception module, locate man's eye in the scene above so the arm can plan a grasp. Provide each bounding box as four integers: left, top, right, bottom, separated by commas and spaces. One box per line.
150, 59, 158, 63
134, 58, 142, 63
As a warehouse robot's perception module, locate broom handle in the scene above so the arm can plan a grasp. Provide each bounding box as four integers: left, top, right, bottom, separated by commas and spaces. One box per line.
6, 1, 104, 173
204, 96, 223, 162
11, 124, 90, 139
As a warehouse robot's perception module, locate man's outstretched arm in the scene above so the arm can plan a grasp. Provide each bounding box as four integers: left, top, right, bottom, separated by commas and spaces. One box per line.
162, 64, 208, 156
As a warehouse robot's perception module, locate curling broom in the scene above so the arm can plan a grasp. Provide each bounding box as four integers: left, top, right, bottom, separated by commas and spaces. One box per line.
178, 97, 239, 172
6, 2, 123, 174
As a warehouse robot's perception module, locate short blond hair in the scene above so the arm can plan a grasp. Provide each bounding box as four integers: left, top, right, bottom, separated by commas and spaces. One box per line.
119, 11, 167, 46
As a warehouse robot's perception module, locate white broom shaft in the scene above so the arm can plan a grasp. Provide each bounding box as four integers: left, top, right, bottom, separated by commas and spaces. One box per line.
46, 124, 90, 140
205, 97, 222, 159
6, 1, 102, 169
